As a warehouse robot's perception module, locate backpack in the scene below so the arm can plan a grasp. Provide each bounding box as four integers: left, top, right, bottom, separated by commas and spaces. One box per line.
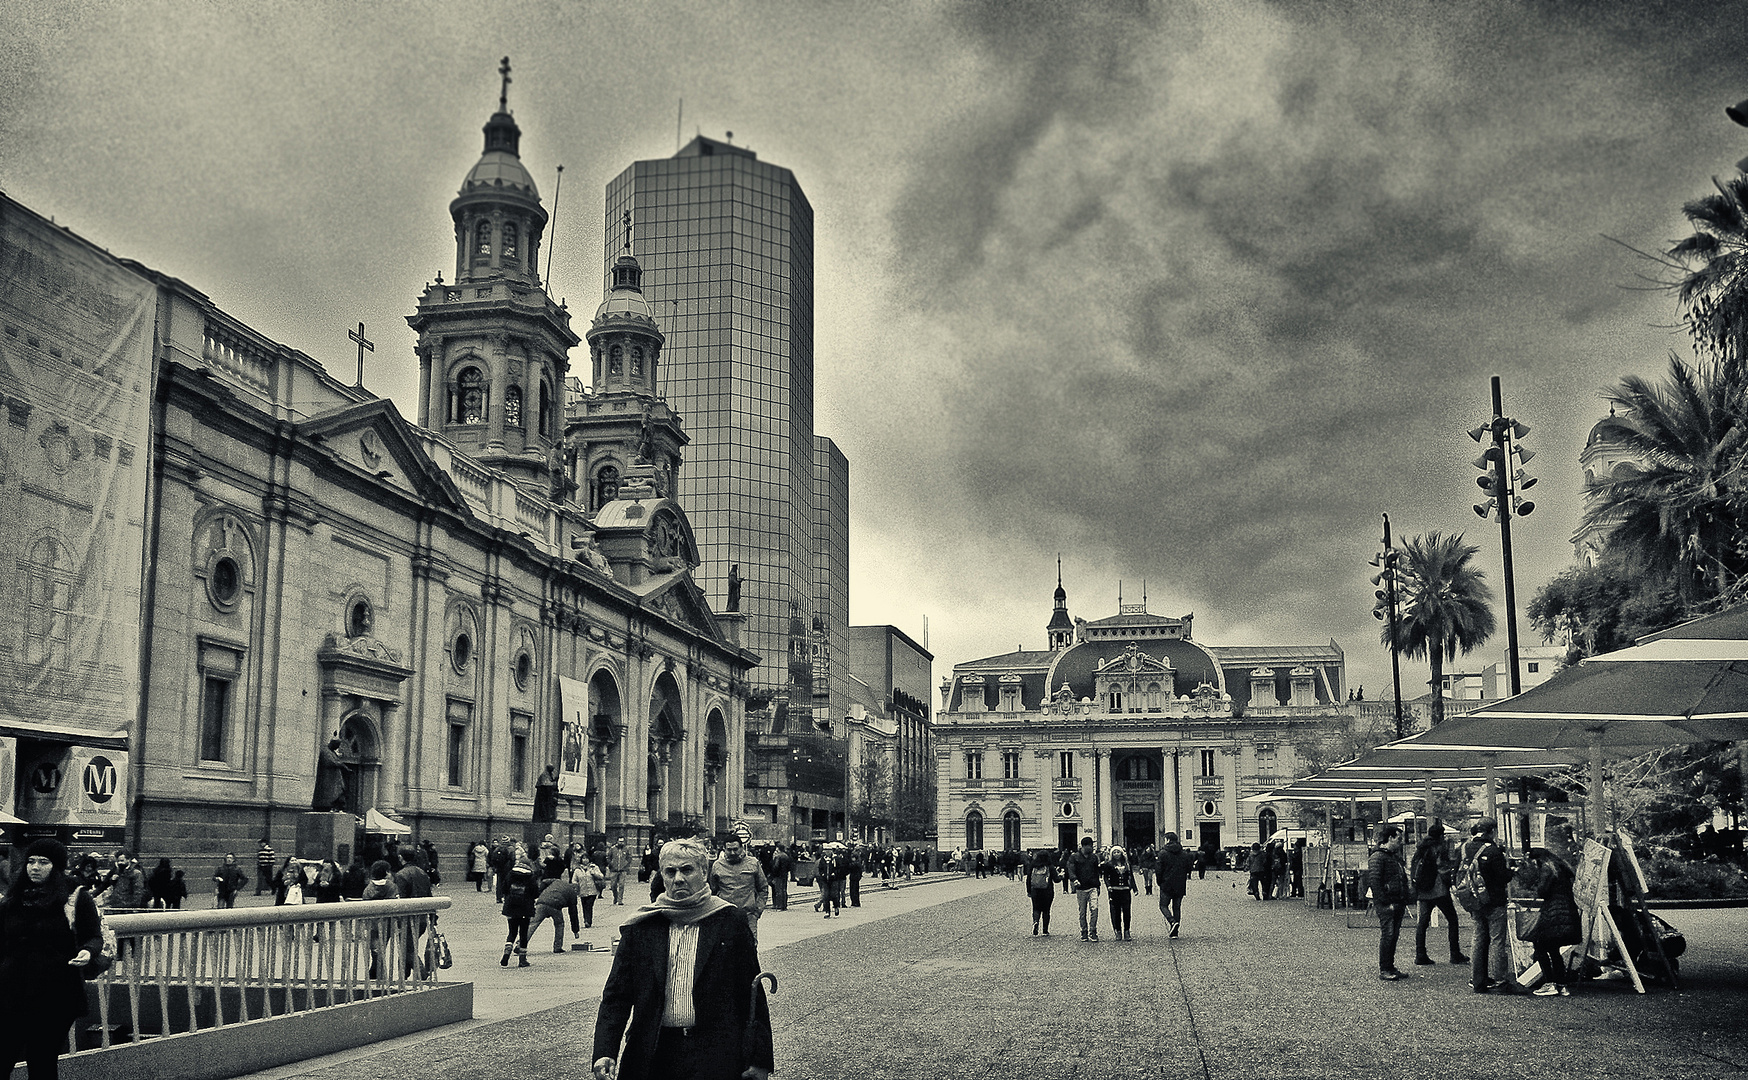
1453, 845, 1492, 914
1029, 866, 1052, 890
1411, 849, 1439, 894
66, 887, 117, 979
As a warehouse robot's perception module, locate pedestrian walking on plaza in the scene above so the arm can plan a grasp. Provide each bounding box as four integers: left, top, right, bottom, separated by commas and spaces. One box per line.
1464, 818, 1514, 994
362, 861, 400, 979
1103, 847, 1138, 940
815, 848, 842, 918
145, 857, 175, 909
315, 859, 343, 903
574, 855, 607, 929
103, 850, 145, 913
709, 830, 769, 943
847, 846, 864, 906
1245, 843, 1265, 899
1156, 834, 1193, 938
1289, 838, 1306, 898
255, 838, 275, 896
0, 839, 105, 1080
768, 845, 792, 911
590, 839, 773, 1080
212, 853, 248, 909
1367, 824, 1411, 980
1139, 844, 1157, 896
500, 859, 540, 968
1027, 850, 1059, 935
489, 838, 512, 901
1066, 837, 1103, 941
608, 840, 633, 905
469, 839, 490, 892
1411, 824, 1468, 967
273, 857, 305, 906
1524, 847, 1581, 997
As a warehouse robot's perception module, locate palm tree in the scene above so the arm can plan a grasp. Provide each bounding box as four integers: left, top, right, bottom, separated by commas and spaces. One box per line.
1384, 532, 1496, 727
1670, 173, 1748, 365
1581, 352, 1748, 606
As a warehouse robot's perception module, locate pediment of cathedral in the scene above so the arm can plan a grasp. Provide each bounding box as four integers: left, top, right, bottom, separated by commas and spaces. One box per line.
300, 399, 471, 516
639, 573, 727, 644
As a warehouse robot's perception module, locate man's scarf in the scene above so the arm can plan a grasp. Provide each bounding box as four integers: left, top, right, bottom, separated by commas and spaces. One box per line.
627, 887, 733, 926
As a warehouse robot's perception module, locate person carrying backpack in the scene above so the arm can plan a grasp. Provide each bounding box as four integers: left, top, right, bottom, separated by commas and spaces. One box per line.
1027, 850, 1059, 935
1462, 818, 1515, 994
1412, 823, 1469, 966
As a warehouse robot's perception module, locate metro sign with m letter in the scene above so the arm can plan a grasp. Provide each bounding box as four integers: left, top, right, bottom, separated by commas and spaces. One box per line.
83, 756, 117, 804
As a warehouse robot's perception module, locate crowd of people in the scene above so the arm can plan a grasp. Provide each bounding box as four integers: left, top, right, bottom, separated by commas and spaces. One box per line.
1015, 835, 1196, 941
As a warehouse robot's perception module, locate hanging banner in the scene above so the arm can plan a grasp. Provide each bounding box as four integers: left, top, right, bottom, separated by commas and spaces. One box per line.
0, 197, 154, 744
0, 735, 14, 819
67, 746, 127, 827
557, 675, 589, 798
18, 745, 73, 823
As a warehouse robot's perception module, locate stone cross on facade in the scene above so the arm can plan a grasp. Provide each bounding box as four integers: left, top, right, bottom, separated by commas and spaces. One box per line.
348, 322, 374, 389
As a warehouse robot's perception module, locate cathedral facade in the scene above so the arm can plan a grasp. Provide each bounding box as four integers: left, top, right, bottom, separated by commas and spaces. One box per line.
0, 71, 753, 864
934, 574, 1345, 857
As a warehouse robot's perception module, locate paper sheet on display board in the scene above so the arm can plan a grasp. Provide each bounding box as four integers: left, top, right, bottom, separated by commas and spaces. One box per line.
0, 199, 156, 741
557, 675, 589, 798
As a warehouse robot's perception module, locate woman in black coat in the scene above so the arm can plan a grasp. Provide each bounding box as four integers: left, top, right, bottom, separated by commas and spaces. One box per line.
1526, 847, 1582, 997
0, 838, 104, 1078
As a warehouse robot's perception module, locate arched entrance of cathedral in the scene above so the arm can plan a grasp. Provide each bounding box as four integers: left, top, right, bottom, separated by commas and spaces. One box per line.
588, 669, 622, 834
1002, 809, 1022, 851
336, 713, 380, 818
1257, 807, 1278, 842
1115, 750, 1163, 853
649, 670, 684, 827
704, 709, 728, 836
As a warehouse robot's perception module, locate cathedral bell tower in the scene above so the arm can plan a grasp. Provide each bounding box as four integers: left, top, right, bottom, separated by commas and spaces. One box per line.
564, 215, 688, 514
1047, 556, 1075, 650
406, 58, 578, 490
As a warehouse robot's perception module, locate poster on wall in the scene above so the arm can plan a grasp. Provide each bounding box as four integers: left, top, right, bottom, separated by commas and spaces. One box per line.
556, 676, 589, 798
18, 745, 73, 823
66, 746, 127, 828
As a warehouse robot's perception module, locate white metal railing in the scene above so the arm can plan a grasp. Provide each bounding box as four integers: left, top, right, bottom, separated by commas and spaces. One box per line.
71, 897, 451, 1054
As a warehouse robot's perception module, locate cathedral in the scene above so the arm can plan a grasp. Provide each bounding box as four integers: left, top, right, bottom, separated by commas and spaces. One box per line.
933, 571, 1346, 857
0, 66, 753, 862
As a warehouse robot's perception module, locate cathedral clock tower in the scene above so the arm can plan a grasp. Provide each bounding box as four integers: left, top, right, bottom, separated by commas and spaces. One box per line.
406, 58, 578, 490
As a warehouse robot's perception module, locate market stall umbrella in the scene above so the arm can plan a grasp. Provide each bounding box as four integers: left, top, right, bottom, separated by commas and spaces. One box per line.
364, 808, 412, 835
1431, 603, 1748, 833
1326, 733, 1584, 814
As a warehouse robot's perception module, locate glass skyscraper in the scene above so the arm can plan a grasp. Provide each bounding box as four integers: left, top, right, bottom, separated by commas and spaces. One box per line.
604, 136, 815, 698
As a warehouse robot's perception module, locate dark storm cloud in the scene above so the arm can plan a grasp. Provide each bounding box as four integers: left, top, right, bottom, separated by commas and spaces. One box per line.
888, 0, 1748, 657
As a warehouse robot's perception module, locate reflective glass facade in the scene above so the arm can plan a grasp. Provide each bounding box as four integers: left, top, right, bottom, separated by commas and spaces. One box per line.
814, 436, 851, 708
605, 137, 814, 695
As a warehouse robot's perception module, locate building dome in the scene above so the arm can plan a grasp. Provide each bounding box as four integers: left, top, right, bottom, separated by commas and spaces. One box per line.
461, 148, 540, 199
590, 253, 660, 332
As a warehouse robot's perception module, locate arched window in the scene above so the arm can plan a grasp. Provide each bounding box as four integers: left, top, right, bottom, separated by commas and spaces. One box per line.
609, 345, 623, 377
456, 367, 486, 425
502, 223, 518, 263
538, 381, 551, 436
475, 221, 491, 258
596, 465, 620, 506
631, 347, 643, 378
1003, 810, 1022, 851
1257, 807, 1278, 841
1107, 688, 1122, 713
504, 385, 522, 427
23, 537, 72, 667
347, 598, 373, 638
966, 811, 984, 851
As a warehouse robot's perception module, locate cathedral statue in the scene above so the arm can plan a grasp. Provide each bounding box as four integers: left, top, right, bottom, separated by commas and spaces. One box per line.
313, 738, 351, 812
533, 763, 560, 822
726, 564, 742, 612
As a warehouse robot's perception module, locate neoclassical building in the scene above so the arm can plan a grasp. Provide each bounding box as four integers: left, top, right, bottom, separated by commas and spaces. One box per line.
0, 71, 754, 864
935, 575, 1345, 856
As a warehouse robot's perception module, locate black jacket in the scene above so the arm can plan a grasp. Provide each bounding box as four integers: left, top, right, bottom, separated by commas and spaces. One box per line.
592, 905, 773, 1080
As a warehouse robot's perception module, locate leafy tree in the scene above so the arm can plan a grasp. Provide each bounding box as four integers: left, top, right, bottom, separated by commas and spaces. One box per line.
849, 751, 893, 841
1670, 173, 1748, 365
1581, 352, 1748, 605
1384, 532, 1496, 727
890, 772, 938, 842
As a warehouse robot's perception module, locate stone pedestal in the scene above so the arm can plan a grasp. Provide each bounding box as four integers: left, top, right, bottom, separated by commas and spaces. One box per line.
298, 812, 356, 865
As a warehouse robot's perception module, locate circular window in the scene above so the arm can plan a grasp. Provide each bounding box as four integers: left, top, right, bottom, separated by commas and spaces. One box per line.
211, 556, 240, 605
514, 651, 532, 691
452, 632, 473, 673
348, 599, 373, 638
1202, 800, 1217, 817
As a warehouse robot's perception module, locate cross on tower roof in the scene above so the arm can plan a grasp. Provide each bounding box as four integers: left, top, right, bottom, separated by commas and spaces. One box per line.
623, 209, 633, 254
348, 321, 375, 389
499, 56, 512, 112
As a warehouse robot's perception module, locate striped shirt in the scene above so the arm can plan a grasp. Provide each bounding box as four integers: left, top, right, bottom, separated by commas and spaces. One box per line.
662, 922, 701, 1028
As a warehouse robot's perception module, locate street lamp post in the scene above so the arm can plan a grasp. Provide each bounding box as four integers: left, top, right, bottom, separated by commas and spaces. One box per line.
1370, 513, 1407, 738
1469, 374, 1537, 697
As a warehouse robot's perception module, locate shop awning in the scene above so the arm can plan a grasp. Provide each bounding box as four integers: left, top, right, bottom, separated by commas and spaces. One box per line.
364, 808, 412, 835
0, 719, 127, 749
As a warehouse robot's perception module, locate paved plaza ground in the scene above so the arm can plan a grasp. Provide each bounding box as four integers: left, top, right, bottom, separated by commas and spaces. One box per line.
235, 868, 1748, 1080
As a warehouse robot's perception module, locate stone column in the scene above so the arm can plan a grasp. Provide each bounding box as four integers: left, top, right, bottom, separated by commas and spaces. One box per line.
1035, 748, 1053, 849
487, 335, 509, 449
1098, 749, 1115, 847
417, 343, 433, 427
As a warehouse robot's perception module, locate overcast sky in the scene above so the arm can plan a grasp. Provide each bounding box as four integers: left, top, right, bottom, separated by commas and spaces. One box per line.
5, 0, 1747, 699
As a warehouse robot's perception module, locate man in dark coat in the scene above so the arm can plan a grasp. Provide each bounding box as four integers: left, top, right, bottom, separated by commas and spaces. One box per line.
591, 839, 773, 1080
1155, 835, 1194, 938
1367, 824, 1412, 980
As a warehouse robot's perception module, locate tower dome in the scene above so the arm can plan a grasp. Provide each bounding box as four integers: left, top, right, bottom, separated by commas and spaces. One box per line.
448, 57, 546, 288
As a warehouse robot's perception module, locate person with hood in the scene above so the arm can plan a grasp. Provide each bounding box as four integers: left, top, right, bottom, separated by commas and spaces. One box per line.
1367, 824, 1412, 981
145, 857, 176, 910
1155, 834, 1194, 938
1524, 846, 1582, 997
500, 853, 541, 968
0, 839, 104, 1079
590, 838, 772, 1080
1411, 823, 1468, 966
